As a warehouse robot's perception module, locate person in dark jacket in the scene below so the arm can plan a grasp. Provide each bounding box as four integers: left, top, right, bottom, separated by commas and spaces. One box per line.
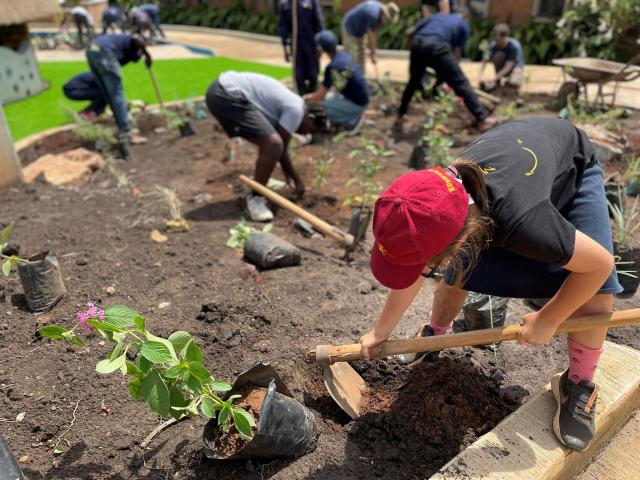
102, 6, 127, 35
63, 71, 107, 121
396, 12, 496, 132
278, 0, 324, 94
139, 3, 165, 38
86, 34, 152, 159
129, 8, 155, 39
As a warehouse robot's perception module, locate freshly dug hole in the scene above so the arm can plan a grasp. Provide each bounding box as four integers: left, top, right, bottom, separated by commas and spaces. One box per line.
345, 356, 520, 478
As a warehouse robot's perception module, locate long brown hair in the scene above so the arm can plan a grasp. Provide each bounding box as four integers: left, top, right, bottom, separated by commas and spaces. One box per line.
431, 159, 493, 286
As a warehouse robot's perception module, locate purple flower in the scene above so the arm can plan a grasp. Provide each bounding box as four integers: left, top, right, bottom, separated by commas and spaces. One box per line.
76, 302, 105, 330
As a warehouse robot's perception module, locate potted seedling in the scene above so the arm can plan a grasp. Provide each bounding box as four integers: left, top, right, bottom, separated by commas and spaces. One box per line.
409, 93, 455, 170
1, 223, 66, 313
624, 156, 640, 197
609, 190, 640, 297
343, 138, 390, 244
159, 108, 196, 137
73, 114, 117, 153
39, 305, 315, 459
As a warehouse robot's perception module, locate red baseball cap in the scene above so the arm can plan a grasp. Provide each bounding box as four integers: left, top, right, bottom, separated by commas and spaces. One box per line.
370, 168, 469, 290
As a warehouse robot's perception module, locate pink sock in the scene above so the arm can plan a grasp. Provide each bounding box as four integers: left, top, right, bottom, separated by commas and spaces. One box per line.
568, 338, 604, 384
429, 311, 452, 336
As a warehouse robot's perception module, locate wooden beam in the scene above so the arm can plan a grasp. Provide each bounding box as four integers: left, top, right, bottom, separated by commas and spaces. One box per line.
430, 341, 640, 480
0, 101, 23, 189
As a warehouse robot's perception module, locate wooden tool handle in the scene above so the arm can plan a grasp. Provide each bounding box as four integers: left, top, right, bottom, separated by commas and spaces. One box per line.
239, 174, 354, 246
148, 68, 164, 108
306, 308, 640, 363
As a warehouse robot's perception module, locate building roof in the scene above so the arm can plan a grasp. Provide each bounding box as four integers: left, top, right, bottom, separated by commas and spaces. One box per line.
0, 0, 61, 26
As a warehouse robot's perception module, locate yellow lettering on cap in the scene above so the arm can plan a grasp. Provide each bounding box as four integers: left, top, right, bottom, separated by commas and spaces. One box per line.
432, 169, 456, 192
377, 241, 389, 256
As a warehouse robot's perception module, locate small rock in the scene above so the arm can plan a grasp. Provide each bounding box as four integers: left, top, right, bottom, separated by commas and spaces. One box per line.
50, 406, 57, 411
151, 230, 168, 243
158, 302, 170, 309
154, 127, 166, 134
105, 286, 116, 295
357, 281, 373, 294
16, 412, 25, 422
190, 193, 213, 204
75, 258, 88, 266
292, 217, 315, 238
18, 455, 29, 463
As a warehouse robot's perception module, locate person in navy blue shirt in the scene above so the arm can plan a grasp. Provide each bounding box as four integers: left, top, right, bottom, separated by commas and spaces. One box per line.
342, 1, 399, 73
102, 6, 127, 35
63, 71, 106, 121
479, 23, 525, 91
278, 0, 324, 94
139, 3, 166, 38
397, 11, 496, 132
86, 34, 151, 159
304, 30, 370, 131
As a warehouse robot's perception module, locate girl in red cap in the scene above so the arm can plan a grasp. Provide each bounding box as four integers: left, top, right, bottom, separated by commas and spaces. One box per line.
360, 117, 621, 452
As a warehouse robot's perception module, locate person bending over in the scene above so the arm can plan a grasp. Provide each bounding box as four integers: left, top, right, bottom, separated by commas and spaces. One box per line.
86, 33, 152, 159
361, 117, 620, 453
396, 11, 496, 132
342, 1, 399, 74
206, 71, 326, 221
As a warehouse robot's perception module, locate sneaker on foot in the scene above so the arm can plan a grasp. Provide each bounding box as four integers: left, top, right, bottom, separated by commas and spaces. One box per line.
246, 194, 274, 222
395, 325, 441, 365
551, 369, 598, 451
347, 114, 366, 136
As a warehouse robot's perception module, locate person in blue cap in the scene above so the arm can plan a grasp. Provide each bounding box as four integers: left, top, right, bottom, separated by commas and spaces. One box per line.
63, 71, 107, 121
102, 5, 127, 34
139, 3, 166, 38
86, 33, 152, 159
304, 30, 370, 132
278, 0, 324, 94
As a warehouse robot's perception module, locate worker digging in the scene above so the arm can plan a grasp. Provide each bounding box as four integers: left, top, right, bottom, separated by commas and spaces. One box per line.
360, 117, 621, 451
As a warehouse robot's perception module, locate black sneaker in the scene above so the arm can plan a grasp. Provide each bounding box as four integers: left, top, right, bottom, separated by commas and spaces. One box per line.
551, 369, 599, 451
395, 325, 441, 365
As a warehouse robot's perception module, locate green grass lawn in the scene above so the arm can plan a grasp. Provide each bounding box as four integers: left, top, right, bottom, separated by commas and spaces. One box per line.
5, 57, 290, 141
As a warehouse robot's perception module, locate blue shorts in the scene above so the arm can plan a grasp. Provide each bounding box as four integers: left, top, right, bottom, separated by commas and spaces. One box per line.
444, 161, 623, 298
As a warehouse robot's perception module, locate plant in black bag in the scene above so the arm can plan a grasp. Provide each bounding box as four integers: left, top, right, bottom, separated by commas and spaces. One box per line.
0, 223, 29, 276
39, 305, 256, 447
608, 190, 640, 295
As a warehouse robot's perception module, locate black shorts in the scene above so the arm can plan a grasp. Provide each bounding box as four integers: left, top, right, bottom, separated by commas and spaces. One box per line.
205, 80, 275, 139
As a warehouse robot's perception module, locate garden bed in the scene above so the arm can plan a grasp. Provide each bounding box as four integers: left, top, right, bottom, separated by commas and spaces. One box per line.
1, 91, 640, 479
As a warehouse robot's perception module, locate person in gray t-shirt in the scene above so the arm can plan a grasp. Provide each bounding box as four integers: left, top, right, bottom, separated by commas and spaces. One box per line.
205, 71, 326, 221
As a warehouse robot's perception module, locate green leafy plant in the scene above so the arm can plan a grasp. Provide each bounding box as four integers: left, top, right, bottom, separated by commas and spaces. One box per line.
415, 92, 456, 167
623, 156, 640, 184
608, 188, 640, 246
0, 223, 29, 276
227, 221, 272, 248
73, 115, 116, 146
39, 304, 256, 438
157, 108, 186, 131
343, 138, 391, 210
566, 94, 625, 128
312, 156, 334, 189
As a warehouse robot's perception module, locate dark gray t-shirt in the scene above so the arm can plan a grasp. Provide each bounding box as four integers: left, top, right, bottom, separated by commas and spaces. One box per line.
459, 118, 595, 266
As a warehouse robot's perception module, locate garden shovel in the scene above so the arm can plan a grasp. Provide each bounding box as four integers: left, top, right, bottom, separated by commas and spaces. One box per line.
239, 174, 355, 249
147, 66, 164, 109
306, 308, 640, 419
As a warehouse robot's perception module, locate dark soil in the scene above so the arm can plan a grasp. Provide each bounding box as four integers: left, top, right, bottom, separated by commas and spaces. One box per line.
1, 89, 639, 480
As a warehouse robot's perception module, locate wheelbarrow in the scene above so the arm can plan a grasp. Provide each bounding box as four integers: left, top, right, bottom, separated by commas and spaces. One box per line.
552, 55, 640, 110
